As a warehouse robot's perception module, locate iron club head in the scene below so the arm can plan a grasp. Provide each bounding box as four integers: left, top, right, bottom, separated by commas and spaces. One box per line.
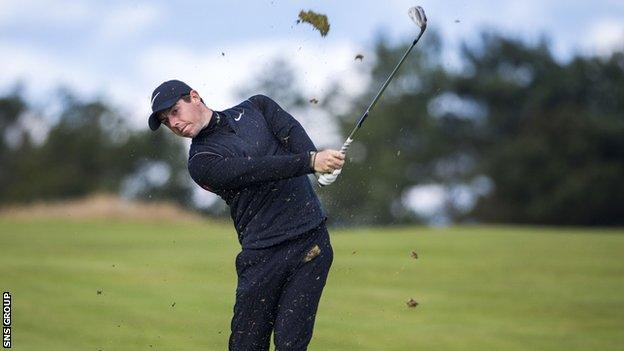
408, 6, 427, 31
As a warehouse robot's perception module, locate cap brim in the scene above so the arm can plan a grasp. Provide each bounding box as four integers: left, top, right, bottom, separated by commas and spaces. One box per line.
148, 112, 161, 131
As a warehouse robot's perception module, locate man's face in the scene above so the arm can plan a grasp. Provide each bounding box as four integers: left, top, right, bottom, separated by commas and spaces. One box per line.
158, 91, 205, 138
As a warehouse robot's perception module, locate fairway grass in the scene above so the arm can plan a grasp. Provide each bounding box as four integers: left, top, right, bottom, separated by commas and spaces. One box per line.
1, 219, 623, 350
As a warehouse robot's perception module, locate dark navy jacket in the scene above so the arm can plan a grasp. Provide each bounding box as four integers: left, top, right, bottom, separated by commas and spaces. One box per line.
188, 95, 326, 249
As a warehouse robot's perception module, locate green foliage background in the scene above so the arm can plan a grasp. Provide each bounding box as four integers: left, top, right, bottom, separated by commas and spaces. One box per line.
2, 32, 623, 225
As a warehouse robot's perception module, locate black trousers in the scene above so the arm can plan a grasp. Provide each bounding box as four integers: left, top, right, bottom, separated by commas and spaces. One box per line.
229, 223, 333, 351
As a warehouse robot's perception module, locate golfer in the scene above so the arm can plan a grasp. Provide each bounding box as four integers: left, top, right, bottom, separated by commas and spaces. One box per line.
148, 80, 345, 350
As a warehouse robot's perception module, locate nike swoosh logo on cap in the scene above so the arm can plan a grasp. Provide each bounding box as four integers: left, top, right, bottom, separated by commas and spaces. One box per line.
151, 92, 161, 108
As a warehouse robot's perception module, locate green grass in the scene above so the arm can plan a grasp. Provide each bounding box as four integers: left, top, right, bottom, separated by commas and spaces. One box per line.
1, 219, 623, 350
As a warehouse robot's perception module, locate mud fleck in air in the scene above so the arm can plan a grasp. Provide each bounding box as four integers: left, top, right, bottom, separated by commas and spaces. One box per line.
297, 10, 330, 37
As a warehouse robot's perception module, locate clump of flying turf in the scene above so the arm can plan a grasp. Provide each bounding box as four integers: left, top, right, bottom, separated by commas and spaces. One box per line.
297, 10, 330, 37
406, 298, 419, 308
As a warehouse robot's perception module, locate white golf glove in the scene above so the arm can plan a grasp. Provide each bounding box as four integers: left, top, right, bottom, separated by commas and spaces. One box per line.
316, 168, 342, 187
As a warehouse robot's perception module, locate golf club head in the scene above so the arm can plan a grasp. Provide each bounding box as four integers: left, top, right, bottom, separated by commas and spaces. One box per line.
408, 6, 427, 30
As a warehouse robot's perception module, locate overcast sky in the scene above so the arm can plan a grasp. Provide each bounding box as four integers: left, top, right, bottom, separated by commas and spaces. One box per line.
2, 0, 623, 128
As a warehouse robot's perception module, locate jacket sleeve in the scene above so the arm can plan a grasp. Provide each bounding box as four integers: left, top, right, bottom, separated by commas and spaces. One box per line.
188, 151, 313, 191
248, 94, 318, 154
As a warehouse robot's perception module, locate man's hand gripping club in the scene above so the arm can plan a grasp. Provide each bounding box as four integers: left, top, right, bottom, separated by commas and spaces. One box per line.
312, 150, 345, 186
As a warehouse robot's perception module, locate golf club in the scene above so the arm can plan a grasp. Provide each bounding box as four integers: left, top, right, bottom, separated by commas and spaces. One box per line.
318, 6, 427, 186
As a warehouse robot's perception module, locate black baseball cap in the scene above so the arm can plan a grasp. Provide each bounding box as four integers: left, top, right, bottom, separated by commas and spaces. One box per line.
148, 80, 193, 131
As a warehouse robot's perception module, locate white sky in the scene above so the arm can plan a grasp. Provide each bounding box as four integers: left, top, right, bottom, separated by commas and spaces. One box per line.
2, 0, 623, 129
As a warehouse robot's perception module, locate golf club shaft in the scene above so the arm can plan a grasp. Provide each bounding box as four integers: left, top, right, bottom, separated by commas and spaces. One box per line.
349, 29, 426, 139
340, 28, 425, 155
317, 28, 426, 186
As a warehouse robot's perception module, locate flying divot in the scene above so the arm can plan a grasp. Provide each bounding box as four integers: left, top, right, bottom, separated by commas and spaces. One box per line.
297, 10, 330, 37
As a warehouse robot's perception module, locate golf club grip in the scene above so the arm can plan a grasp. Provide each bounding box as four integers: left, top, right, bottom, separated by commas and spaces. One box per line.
317, 137, 353, 187
339, 137, 353, 154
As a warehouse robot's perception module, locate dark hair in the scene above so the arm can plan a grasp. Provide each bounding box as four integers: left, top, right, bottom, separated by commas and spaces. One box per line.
158, 94, 192, 122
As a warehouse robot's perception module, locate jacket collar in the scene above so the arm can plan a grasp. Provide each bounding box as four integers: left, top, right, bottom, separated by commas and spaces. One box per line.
193, 110, 235, 141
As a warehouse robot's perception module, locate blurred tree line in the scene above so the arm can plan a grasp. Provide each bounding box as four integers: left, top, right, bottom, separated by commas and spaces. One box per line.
1, 32, 622, 225
0, 91, 194, 206
323, 32, 624, 226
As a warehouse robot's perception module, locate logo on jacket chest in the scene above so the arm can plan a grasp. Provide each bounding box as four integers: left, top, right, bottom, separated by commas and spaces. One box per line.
234, 110, 244, 121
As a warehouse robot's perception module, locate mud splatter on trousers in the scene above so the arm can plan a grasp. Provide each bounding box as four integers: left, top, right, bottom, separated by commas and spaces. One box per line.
229, 222, 333, 351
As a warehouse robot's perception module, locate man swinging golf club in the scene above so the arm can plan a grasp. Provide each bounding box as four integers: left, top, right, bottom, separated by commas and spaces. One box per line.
148, 79, 344, 350
147, 5, 427, 349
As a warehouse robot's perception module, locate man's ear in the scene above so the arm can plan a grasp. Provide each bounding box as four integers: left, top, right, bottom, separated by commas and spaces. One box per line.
190, 90, 202, 103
